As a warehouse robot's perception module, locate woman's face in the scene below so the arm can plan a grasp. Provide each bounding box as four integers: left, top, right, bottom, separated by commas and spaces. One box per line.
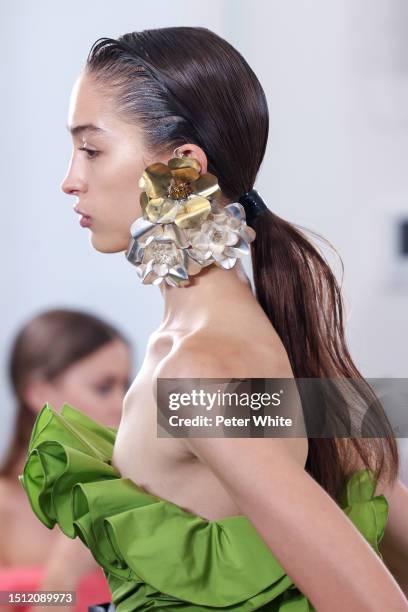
61, 70, 156, 253
26, 339, 132, 428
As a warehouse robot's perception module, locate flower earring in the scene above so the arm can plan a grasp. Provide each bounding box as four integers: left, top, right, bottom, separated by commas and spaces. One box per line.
125, 154, 256, 287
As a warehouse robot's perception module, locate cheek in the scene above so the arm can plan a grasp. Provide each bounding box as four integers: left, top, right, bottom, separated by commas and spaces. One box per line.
57, 378, 90, 405
62, 382, 101, 413
78, 388, 122, 428
94, 163, 142, 234
84, 142, 148, 253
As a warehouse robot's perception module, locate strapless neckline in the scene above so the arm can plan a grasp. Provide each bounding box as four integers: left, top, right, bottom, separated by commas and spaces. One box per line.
19, 402, 389, 612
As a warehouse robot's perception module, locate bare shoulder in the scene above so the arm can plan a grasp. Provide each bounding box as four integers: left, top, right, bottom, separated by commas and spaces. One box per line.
155, 329, 294, 379
155, 330, 308, 469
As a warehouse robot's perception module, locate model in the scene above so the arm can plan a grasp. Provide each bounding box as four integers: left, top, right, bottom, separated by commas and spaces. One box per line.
0, 308, 131, 610
20, 27, 408, 611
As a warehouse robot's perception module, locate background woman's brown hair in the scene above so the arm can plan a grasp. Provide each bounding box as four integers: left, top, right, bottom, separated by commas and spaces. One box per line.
1, 308, 129, 478
84, 26, 398, 499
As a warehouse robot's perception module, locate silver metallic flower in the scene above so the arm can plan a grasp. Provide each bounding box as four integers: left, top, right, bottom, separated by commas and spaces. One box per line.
125, 217, 202, 287
186, 203, 256, 270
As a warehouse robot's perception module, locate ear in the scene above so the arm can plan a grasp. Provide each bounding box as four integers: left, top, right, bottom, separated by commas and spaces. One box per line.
23, 378, 60, 415
173, 144, 208, 175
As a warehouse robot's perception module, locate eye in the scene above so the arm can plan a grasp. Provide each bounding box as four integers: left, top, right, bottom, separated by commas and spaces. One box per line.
78, 146, 99, 159
94, 381, 114, 395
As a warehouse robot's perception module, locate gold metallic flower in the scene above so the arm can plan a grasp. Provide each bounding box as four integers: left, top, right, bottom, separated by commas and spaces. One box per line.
138, 156, 221, 229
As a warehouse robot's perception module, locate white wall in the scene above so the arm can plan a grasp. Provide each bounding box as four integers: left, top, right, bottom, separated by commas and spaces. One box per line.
1, 0, 407, 480
0, 0, 229, 460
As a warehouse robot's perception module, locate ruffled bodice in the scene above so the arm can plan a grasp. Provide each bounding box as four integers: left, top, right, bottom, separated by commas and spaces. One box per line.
19, 403, 388, 611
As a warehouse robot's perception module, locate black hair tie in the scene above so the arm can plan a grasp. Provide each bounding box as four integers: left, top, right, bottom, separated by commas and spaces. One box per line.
238, 188, 268, 227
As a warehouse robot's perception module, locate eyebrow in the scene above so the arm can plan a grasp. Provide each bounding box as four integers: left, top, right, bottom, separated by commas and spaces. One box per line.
66, 123, 107, 137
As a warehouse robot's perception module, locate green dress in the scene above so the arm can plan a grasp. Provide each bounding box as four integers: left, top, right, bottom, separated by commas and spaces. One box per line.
19, 403, 388, 612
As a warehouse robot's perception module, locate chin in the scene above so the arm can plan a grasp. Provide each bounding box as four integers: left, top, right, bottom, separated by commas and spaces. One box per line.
89, 231, 129, 254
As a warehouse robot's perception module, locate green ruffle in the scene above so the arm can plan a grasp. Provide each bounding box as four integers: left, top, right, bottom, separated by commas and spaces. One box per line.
19, 403, 388, 612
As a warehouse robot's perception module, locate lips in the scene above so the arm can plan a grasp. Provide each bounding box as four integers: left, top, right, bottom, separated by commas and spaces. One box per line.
79, 215, 92, 228
74, 204, 91, 218
74, 205, 92, 228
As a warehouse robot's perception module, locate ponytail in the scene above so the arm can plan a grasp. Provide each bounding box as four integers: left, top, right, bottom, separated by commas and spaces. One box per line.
251, 209, 399, 498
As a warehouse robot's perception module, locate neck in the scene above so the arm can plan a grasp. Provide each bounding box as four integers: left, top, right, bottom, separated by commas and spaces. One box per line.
158, 261, 255, 334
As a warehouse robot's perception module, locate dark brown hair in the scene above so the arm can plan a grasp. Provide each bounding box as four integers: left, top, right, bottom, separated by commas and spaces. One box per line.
2, 308, 129, 478
85, 26, 398, 499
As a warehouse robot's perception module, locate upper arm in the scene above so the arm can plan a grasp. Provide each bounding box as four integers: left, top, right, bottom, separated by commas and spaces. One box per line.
183, 434, 407, 610
378, 477, 408, 589
156, 349, 407, 609
155, 340, 308, 460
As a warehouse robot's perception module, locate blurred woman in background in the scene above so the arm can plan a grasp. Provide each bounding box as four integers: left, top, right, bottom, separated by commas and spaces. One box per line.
0, 308, 132, 611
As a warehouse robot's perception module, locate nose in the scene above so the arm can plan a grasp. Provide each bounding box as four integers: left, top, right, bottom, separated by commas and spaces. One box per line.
60, 157, 87, 195
111, 386, 127, 416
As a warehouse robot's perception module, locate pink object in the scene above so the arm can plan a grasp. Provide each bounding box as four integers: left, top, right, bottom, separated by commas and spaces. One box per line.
79, 215, 92, 228
0, 566, 111, 611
